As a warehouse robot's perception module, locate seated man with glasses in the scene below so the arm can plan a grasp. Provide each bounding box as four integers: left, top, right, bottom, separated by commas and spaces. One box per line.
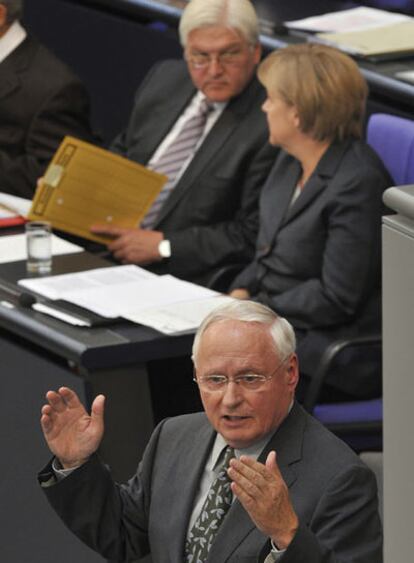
89, 0, 275, 287
39, 300, 382, 563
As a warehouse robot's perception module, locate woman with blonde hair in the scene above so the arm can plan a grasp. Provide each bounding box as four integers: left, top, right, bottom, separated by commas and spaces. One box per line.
231, 43, 391, 400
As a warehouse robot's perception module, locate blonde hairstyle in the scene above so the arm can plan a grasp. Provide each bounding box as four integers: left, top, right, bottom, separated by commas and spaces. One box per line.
192, 300, 296, 368
179, 0, 259, 47
258, 43, 368, 141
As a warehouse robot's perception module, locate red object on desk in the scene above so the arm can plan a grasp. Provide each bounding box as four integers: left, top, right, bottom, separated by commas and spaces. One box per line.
0, 215, 27, 228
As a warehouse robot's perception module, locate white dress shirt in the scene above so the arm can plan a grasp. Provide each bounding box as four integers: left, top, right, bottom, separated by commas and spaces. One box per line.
0, 20, 26, 64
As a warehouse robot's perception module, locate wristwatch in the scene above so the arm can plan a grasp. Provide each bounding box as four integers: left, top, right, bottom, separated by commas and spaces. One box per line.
158, 239, 171, 258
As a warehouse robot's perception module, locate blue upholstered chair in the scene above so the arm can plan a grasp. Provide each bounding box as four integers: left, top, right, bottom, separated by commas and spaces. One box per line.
303, 336, 383, 451
367, 113, 414, 185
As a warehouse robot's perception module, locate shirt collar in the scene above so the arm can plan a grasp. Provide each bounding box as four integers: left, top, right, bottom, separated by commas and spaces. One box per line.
210, 433, 273, 472
194, 89, 226, 113
0, 20, 27, 64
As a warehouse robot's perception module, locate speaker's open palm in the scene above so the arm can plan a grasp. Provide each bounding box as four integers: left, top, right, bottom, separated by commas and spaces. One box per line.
41, 387, 105, 469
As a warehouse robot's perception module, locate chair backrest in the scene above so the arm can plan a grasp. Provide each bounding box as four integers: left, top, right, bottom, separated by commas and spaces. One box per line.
367, 113, 414, 186
313, 398, 383, 451
304, 336, 383, 452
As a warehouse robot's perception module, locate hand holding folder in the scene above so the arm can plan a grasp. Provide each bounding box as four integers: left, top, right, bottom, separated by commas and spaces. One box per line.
90, 225, 164, 264
28, 136, 167, 244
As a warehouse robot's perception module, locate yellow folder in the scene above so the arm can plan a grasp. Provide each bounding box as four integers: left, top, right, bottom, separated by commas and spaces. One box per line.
28, 136, 167, 244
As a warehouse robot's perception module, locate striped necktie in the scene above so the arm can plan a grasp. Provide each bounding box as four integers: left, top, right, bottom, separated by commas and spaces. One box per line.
141, 97, 212, 229
185, 446, 234, 562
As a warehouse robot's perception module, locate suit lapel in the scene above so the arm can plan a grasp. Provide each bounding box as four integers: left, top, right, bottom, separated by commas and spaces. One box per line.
258, 402, 305, 482
207, 403, 305, 562
0, 72, 20, 99
283, 173, 327, 225
0, 36, 32, 99
283, 140, 351, 225
153, 78, 261, 227
258, 156, 301, 251
137, 79, 196, 166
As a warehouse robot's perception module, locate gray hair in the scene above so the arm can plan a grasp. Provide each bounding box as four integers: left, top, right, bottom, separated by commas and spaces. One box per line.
179, 0, 259, 47
192, 300, 296, 367
1, 0, 23, 23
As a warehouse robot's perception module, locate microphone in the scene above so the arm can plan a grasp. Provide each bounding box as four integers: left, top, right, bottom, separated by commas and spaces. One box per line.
18, 292, 37, 308
0, 280, 36, 308
0, 279, 90, 326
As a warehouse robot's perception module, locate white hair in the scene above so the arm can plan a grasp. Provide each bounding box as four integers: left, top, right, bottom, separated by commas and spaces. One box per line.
179, 0, 259, 47
192, 300, 296, 367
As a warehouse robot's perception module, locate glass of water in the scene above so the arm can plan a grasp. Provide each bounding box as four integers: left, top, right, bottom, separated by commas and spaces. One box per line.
25, 221, 52, 274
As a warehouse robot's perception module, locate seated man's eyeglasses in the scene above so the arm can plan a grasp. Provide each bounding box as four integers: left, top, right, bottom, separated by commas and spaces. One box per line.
186, 47, 248, 69
194, 357, 289, 392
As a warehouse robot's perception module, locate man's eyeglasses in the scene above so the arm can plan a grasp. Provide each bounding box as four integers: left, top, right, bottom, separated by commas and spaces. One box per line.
186, 47, 247, 69
193, 357, 290, 393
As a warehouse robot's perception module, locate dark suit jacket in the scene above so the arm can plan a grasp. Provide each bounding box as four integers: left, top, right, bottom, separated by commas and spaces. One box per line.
232, 139, 391, 394
0, 34, 93, 198
39, 403, 382, 562
110, 60, 276, 285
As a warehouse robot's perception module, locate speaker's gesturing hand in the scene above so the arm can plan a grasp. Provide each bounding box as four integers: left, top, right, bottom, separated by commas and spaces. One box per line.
40, 387, 105, 469
228, 451, 299, 550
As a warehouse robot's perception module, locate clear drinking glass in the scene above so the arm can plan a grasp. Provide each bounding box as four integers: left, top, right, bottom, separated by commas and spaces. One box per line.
25, 221, 52, 274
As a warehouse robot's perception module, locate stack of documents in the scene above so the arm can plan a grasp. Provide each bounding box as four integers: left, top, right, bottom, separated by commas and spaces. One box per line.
0, 192, 32, 228
286, 7, 414, 59
286, 7, 411, 34
315, 20, 414, 59
18, 265, 234, 335
0, 207, 25, 228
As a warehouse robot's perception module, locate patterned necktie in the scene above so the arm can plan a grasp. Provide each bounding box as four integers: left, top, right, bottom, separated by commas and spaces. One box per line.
185, 446, 235, 563
141, 97, 212, 229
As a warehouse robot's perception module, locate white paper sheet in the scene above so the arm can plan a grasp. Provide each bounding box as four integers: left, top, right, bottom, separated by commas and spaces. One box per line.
0, 208, 19, 219
0, 233, 83, 264
56, 275, 218, 318
18, 266, 225, 332
0, 193, 32, 216
125, 295, 235, 334
32, 302, 91, 326
19, 264, 157, 302
286, 6, 411, 33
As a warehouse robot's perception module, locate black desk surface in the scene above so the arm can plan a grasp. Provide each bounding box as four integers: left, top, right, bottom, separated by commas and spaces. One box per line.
0, 252, 194, 371
79, 0, 414, 113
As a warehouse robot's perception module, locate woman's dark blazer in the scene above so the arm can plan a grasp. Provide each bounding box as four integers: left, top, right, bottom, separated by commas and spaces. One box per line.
232, 138, 391, 395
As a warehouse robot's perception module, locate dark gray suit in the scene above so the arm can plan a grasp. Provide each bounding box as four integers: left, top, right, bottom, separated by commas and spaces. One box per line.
110, 60, 276, 285
232, 139, 391, 395
0, 34, 93, 198
39, 403, 382, 562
